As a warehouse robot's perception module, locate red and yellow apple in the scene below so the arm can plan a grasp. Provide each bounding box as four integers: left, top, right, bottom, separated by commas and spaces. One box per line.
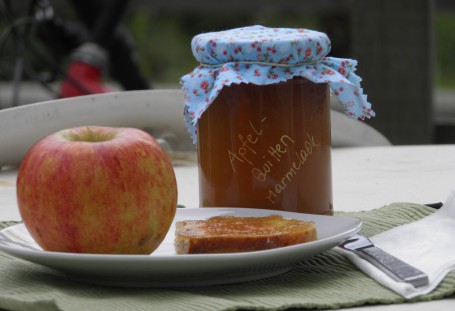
16, 126, 177, 254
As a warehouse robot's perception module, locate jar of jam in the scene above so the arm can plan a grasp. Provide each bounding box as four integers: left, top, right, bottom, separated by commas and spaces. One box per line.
181, 26, 374, 215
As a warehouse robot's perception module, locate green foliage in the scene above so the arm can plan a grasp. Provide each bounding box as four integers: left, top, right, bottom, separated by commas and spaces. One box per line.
435, 13, 455, 89
126, 9, 455, 89
127, 11, 197, 85
124, 9, 320, 85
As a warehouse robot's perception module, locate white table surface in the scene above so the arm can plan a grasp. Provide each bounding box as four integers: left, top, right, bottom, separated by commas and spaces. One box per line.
1, 144, 455, 310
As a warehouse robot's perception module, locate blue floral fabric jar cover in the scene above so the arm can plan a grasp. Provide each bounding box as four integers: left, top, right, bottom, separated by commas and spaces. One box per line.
181, 25, 375, 143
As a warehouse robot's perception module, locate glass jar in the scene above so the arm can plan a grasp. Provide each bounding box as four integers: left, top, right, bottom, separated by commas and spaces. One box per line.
181, 26, 374, 215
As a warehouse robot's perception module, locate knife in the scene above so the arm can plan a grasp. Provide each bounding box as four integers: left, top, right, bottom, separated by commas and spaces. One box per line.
338, 234, 429, 288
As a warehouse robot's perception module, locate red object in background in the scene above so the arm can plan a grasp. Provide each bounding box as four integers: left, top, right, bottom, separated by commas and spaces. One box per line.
59, 61, 113, 98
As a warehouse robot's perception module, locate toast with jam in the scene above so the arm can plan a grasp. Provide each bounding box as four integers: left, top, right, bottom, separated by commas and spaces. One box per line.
174, 214, 317, 254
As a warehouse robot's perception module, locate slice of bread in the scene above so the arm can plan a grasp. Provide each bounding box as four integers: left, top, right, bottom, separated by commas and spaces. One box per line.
174, 214, 317, 254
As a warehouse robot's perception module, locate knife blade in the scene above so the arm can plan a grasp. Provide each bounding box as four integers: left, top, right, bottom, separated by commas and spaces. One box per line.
338, 234, 429, 287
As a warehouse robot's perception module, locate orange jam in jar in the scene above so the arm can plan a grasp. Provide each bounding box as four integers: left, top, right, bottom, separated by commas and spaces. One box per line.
181, 26, 374, 215
197, 78, 333, 215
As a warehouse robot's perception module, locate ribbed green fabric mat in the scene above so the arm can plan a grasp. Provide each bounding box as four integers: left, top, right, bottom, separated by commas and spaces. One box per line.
1, 203, 454, 311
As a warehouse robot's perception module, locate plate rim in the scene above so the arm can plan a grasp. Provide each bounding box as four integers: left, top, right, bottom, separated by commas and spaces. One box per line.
0, 207, 362, 259
0, 207, 362, 287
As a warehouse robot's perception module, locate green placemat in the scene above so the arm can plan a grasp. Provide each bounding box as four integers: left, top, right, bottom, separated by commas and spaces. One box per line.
1, 203, 454, 311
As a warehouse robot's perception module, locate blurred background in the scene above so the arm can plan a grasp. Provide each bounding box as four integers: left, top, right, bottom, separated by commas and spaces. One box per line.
0, 0, 454, 145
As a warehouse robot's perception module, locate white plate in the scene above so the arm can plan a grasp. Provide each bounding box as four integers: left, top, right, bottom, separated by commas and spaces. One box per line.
0, 90, 192, 166
0, 208, 362, 287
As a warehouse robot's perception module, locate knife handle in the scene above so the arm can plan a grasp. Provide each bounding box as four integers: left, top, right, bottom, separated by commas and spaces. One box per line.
359, 247, 429, 288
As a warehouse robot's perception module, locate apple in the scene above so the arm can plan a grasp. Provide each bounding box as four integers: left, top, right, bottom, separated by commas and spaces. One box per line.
16, 126, 177, 254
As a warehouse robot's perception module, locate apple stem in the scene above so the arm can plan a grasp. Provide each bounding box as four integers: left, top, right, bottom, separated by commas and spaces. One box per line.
64, 127, 117, 142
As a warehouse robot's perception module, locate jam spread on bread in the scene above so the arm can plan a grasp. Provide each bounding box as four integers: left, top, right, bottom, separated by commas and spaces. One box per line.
174, 215, 317, 254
